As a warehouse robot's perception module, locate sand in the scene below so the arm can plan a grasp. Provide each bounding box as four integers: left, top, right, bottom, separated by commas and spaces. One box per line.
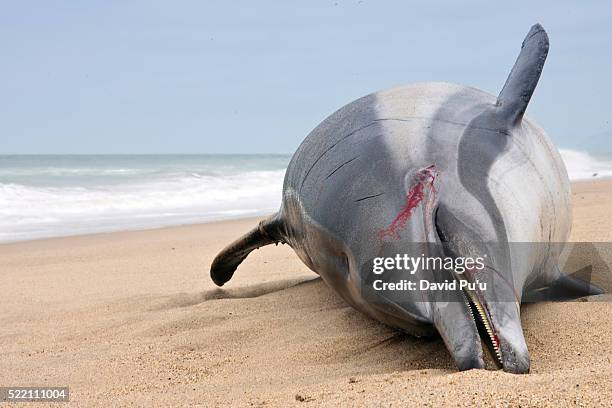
1, 180, 611, 407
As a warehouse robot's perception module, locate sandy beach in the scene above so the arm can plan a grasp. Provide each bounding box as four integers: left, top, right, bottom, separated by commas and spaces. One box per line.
1, 180, 611, 407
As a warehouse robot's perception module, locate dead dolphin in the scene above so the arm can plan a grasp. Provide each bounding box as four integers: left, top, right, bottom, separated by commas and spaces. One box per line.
210, 24, 601, 373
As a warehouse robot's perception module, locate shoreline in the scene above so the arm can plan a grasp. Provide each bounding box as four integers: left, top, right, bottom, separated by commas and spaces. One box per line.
0, 213, 272, 247
3, 178, 612, 246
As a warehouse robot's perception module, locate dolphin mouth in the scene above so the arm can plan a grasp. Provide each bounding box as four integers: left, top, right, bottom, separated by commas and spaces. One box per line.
462, 287, 503, 368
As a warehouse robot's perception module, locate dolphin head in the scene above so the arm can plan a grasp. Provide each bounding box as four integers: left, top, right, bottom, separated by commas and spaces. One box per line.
429, 227, 531, 373
429, 24, 552, 373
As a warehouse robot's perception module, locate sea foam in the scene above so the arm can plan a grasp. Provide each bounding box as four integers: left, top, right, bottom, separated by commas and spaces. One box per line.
0, 155, 287, 242
559, 149, 612, 180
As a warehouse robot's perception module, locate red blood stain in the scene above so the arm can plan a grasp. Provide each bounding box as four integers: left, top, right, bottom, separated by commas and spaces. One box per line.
378, 165, 437, 240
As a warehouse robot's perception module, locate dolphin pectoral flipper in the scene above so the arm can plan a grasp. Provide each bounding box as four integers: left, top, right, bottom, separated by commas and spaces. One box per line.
527, 271, 604, 302
210, 213, 285, 287
496, 24, 549, 125
543, 275, 604, 300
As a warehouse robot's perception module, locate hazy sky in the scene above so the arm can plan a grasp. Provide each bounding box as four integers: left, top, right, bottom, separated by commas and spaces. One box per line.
1, 1, 611, 154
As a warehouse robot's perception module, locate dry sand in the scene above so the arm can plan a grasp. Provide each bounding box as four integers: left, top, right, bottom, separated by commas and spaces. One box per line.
1, 180, 611, 407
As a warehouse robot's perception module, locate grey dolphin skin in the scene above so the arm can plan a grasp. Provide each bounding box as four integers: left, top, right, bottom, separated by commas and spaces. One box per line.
210, 24, 602, 373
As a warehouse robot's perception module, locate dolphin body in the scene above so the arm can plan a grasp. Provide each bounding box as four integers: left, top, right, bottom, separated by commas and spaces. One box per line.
210, 24, 600, 373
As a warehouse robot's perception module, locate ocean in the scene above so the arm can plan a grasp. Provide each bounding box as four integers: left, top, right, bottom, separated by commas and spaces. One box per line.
1, 151, 611, 243
0, 155, 289, 242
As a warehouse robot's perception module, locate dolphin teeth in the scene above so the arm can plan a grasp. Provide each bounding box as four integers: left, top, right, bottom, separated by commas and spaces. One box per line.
464, 289, 503, 367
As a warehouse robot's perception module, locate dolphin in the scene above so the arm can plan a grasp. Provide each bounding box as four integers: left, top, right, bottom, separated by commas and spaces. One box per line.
210, 24, 601, 373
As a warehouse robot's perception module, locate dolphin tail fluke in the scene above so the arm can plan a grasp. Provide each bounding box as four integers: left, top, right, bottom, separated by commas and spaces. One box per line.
496, 24, 549, 125
210, 213, 285, 286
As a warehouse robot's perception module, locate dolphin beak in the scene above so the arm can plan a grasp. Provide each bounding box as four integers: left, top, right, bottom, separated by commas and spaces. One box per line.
430, 274, 485, 371
460, 276, 530, 373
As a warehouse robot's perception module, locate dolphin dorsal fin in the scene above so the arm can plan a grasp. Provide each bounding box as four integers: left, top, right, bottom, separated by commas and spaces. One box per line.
496, 24, 549, 125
